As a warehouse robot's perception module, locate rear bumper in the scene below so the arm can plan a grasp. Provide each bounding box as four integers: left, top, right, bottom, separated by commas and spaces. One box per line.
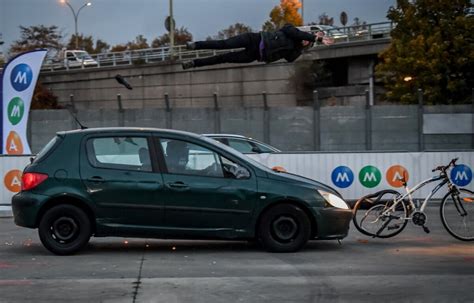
312, 207, 352, 240
12, 192, 48, 228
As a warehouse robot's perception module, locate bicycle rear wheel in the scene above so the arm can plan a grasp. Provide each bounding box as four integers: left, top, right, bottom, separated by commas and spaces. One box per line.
440, 188, 474, 241
353, 190, 408, 238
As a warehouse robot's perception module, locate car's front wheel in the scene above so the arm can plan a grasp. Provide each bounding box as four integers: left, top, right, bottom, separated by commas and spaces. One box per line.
38, 204, 91, 255
257, 204, 311, 252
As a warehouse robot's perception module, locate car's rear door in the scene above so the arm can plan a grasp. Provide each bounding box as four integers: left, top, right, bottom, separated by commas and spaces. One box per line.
80, 132, 165, 227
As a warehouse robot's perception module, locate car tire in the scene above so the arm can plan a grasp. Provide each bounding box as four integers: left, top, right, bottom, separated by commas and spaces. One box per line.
257, 204, 311, 252
38, 204, 91, 255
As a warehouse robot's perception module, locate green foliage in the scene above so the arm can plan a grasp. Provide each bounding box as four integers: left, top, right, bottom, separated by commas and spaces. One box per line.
31, 82, 62, 110
151, 27, 193, 47
67, 34, 110, 54
318, 13, 334, 26
9, 25, 63, 55
376, 0, 473, 104
209, 23, 253, 40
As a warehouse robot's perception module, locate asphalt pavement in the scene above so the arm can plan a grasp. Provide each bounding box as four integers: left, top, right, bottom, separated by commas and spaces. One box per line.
0, 206, 473, 303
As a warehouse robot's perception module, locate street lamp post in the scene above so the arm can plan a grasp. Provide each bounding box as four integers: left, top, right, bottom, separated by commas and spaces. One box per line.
60, 0, 92, 49
169, 0, 174, 55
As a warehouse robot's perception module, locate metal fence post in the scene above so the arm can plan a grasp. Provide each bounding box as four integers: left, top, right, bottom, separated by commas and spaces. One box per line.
165, 93, 172, 129
418, 88, 424, 151
365, 89, 372, 150
70, 94, 77, 113
214, 92, 221, 133
117, 94, 124, 127
263, 91, 270, 144
313, 90, 321, 150
471, 88, 474, 149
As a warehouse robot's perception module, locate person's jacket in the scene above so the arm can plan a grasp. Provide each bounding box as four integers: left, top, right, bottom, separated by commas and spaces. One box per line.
261, 24, 316, 63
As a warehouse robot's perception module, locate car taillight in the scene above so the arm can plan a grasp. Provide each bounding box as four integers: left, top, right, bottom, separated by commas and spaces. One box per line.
21, 173, 48, 191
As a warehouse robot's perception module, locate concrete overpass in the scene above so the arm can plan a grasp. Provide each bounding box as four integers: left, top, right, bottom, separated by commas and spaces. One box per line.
40, 37, 391, 110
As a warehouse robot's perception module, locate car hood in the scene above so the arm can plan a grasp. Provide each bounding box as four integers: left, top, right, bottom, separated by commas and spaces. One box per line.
267, 171, 341, 197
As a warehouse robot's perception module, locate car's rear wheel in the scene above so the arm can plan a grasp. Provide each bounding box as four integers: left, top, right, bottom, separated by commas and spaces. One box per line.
38, 204, 91, 255
258, 204, 311, 252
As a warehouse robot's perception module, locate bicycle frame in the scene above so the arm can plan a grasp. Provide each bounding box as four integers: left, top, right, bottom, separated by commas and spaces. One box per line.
384, 174, 451, 217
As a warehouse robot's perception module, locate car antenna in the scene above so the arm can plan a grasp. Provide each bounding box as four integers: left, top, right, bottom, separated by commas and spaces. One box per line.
66, 105, 88, 130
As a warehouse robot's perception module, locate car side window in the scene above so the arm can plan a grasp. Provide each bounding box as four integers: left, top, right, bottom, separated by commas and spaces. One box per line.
253, 141, 275, 153
227, 139, 254, 153
87, 136, 152, 172
160, 139, 224, 178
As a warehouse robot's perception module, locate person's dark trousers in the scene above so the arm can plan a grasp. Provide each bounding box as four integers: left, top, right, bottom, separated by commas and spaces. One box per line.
193, 33, 261, 67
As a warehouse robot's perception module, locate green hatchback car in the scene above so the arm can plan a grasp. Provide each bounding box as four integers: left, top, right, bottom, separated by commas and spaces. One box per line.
12, 128, 352, 255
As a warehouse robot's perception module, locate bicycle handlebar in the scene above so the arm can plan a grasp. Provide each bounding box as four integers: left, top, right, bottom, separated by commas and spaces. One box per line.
431, 158, 458, 173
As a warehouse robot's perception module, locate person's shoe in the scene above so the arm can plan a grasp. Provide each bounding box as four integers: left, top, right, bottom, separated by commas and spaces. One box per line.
186, 41, 196, 50
182, 61, 195, 70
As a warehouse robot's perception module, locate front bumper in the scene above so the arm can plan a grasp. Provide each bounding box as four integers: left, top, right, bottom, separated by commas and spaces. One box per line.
11, 192, 48, 228
312, 207, 352, 240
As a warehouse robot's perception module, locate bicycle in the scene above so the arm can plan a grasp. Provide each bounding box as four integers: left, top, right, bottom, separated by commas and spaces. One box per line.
352, 158, 474, 241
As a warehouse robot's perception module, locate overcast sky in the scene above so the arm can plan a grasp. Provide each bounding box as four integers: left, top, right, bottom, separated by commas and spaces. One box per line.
1, 0, 395, 53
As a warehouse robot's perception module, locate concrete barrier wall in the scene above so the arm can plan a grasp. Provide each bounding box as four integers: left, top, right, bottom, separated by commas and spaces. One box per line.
27, 105, 473, 154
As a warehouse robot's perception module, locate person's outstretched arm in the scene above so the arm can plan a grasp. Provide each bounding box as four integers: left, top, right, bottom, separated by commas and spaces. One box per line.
280, 24, 316, 42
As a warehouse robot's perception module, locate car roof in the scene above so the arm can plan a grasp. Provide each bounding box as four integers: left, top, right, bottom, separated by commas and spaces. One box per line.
203, 134, 248, 139
58, 127, 203, 139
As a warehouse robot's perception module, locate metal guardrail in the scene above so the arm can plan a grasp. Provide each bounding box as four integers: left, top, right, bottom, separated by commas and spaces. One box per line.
41, 22, 393, 72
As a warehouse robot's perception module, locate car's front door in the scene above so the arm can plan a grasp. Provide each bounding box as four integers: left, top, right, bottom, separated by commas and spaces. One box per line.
80, 134, 165, 227
156, 137, 257, 231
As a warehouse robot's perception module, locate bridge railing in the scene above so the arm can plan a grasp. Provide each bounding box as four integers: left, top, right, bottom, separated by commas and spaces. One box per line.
41, 21, 393, 72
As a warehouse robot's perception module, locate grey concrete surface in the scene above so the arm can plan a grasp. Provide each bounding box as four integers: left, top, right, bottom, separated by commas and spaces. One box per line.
1, 206, 473, 303
27, 105, 473, 154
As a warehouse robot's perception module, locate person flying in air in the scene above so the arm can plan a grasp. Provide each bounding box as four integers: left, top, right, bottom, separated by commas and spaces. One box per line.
181, 24, 334, 69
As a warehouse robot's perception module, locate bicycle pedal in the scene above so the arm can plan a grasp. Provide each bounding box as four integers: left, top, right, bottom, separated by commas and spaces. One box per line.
422, 226, 430, 234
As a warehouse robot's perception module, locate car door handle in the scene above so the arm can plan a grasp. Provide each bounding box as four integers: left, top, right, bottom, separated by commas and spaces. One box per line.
166, 182, 189, 190
87, 176, 105, 183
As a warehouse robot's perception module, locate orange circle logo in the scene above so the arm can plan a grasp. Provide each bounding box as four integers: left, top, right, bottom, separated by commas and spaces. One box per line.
4, 170, 22, 192
386, 165, 409, 188
6, 131, 24, 154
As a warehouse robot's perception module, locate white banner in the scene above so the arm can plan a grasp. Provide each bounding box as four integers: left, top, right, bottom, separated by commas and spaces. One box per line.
249, 151, 474, 201
2, 49, 47, 154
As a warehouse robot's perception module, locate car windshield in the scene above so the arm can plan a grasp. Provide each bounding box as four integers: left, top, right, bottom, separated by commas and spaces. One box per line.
199, 136, 275, 173
75, 52, 92, 60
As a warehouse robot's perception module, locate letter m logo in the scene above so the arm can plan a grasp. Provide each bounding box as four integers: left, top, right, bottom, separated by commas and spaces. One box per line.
455, 171, 468, 181
336, 173, 349, 183
14, 71, 27, 84
10, 105, 21, 118
364, 172, 377, 182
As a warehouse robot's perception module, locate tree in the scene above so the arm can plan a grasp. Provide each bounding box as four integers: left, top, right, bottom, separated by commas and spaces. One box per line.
93, 39, 110, 54
375, 0, 473, 104
31, 82, 62, 110
210, 23, 253, 40
66, 34, 110, 54
67, 34, 93, 52
9, 25, 63, 55
151, 27, 193, 47
127, 35, 149, 50
110, 44, 127, 52
317, 13, 334, 26
262, 0, 303, 31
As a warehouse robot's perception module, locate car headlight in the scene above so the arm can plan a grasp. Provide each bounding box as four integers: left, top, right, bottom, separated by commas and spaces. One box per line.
318, 190, 349, 210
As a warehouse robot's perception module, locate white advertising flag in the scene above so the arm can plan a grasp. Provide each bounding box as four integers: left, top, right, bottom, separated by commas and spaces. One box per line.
1, 49, 47, 154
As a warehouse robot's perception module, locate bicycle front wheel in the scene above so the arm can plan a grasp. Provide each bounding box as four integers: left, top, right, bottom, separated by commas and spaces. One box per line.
440, 188, 474, 241
353, 190, 408, 238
